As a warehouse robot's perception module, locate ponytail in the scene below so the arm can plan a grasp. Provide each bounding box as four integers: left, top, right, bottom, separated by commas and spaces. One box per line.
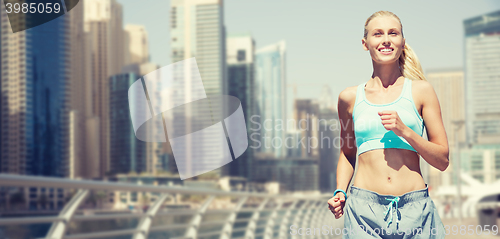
399, 43, 426, 81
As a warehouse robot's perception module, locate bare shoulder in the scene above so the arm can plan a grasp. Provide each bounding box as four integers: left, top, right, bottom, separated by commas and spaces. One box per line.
411, 79, 437, 104
411, 79, 434, 92
338, 85, 358, 109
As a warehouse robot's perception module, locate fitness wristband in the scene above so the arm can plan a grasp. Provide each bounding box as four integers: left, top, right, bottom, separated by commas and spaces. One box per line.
333, 189, 347, 199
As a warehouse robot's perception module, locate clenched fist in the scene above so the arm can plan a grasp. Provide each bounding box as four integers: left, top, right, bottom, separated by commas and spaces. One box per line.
327, 192, 346, 219
378, 110, 410, 137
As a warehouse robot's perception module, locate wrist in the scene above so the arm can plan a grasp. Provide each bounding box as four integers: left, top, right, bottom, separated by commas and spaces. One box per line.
402, 126, 414, 139
333, 189, 347, 199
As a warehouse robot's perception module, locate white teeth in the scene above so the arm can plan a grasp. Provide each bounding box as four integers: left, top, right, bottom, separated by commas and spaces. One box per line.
380, 48, 393, 52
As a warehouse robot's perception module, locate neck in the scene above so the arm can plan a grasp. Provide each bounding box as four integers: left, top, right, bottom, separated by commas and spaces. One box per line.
370, 61, 404, 88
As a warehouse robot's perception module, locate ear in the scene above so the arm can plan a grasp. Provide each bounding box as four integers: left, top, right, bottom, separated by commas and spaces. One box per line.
362, 38, 369, 51
402, 38, 406, 49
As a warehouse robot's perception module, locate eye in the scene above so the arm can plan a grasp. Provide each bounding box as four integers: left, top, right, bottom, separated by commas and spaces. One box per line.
374, 32, 382, 36
390, 32, 398, 35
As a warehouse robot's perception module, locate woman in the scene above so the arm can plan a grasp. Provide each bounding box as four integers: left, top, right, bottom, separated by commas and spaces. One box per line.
327, 11, 449, 238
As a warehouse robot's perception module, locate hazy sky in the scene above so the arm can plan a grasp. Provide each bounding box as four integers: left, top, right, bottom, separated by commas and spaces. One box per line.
117, 0, 500, 113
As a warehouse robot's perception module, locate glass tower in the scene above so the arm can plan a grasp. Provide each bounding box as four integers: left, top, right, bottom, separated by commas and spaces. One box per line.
109, 73, 147, 175
254, 41, 287, 158
0, 6, 69, 177
224, 33, 255, 180
464, 10, 500, 145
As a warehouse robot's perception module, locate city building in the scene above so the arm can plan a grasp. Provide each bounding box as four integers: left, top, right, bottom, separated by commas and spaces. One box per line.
291, 94, 340, 193
118, 63, 167, 176
293, 99, 320, 158
426, 68, 465, 191
0, 3, 71, 210
0, 0, 69, 177
285, 130, 302, 158
109, 72, 148, 175
67, 0, 97, 180
464, 10, 500, 145
84, 0, 126, 178
254, 41, 287, 158
169, 0, 229, 178
121, 28, 163, 176
124, 24, 149, 65
170, 0, 226, 96
222, 33, 255, 180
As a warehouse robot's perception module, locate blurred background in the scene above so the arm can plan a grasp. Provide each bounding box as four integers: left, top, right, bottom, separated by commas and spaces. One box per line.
1, 0, 500, 238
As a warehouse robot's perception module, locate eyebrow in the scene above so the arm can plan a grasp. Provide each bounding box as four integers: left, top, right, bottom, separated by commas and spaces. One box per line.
372, 28, 401, 32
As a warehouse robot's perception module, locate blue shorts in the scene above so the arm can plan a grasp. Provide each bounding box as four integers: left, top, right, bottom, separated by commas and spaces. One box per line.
342, 184, 445, 239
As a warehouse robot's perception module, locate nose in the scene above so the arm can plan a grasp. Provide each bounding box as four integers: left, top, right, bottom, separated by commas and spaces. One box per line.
382, 34, 391, 45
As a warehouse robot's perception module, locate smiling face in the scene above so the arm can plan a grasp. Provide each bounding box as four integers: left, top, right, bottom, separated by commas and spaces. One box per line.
362, 15, 405, 65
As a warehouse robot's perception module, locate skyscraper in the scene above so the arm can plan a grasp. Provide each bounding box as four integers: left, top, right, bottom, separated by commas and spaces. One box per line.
170, 0, 226, 96
464, 10, 500, 145
122, 23, 163, 176
67, 0, 97, 179
109, 73, 147, 174
84, 0, 126, 177
124, 24, 149, 65
168, 0, 229, 178
254, 41, 287, 158
117, 62, 165, 176
223, 33, 255, 179
0, 3, 69, 177
293, 99, 320, 158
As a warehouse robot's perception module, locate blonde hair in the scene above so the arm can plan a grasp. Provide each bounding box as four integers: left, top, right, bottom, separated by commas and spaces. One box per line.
363, 11, 426, 81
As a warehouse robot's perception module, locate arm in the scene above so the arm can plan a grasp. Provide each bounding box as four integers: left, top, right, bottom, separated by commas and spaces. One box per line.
328, 88, 357, 219
336, 153, 356, 192
379, 81, 449, 171
402, 81, 449, 171
335, 89, 358, 192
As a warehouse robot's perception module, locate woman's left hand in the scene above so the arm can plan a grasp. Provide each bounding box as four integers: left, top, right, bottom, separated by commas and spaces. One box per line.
378, 110, 409, 137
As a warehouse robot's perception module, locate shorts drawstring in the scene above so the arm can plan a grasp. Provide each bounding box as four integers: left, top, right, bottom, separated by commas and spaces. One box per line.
384, 196, 400, 228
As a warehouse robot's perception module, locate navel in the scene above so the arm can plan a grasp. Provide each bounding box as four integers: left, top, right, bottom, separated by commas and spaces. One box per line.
387, 176, 391, 182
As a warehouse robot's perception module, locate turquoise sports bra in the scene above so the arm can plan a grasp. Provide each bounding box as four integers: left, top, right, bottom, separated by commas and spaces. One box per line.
353, 78, 424, 156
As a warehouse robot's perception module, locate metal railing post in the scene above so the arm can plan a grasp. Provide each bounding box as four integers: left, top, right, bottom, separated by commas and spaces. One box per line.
318, 201, 331, 239
262, 199, 283, 239
184, 195, 215, 238
301, 201, 319, 238
307, 201, 324, 238
133, 193, 171, 239
244, 198, 269, 239
301, 201, 317, 238
311, 201, 322, 224
220, 196, 248, 239
45, 189, 89, 239
277, 200, 299, 238
290, 200, 313, 238
301, 201, 315, 238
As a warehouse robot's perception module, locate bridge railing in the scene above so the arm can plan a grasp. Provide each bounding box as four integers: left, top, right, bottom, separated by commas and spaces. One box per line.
0, 174, 341, 239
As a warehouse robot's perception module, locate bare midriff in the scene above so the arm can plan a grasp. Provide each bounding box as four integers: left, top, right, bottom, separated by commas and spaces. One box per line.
352, 147, 427, 196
